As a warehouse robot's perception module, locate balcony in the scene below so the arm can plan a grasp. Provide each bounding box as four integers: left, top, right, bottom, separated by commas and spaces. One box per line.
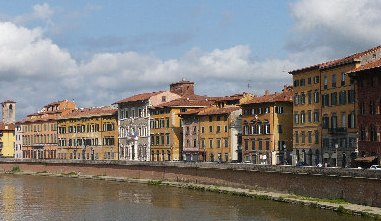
328, 127, 347, 134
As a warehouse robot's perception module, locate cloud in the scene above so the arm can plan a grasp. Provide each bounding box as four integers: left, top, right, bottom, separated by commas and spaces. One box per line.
13, 3, 54, 25
288, 0, 381, 58
0, 21, 293, 119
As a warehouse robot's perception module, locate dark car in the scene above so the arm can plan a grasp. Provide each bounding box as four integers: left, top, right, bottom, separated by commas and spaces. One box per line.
296, 161, 308, 167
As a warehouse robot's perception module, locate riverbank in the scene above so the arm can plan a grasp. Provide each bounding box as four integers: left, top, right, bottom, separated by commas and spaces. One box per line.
2, 168, 381, 220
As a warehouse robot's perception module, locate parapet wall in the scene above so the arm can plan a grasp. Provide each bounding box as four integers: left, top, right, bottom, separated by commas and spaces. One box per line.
0, 159, 380, 207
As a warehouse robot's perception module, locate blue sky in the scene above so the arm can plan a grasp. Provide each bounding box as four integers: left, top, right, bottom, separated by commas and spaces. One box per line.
0, 0, 380, 119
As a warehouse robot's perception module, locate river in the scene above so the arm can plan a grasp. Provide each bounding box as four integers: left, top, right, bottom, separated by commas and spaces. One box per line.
0, 174, 371, 221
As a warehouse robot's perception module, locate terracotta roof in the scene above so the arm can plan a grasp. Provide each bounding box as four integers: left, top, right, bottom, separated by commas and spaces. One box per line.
290, 45, 381, 74
62, 106, 117, 119
113, 91, 164, 104
242, 86, 293, 105
348, 58, 381, 74
18, 116, 58, 124
153, 97, 213, 109
43, 100, 71, 107
197, 106, 241, 116
0, 123, 15, 131
178, 109, 202, 116
1, 100, 16, 104
27, 110, 64, 117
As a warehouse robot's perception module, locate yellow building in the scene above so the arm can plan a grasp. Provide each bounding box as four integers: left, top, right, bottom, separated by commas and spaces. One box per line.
57, 106, 118, 160
197, 106, 242, 162
290, 45, 381, 166
241, 86, 293, 165
150, 98, 211, 161
20, 100, 77, 159
0, 123, 15, 157
290, 66, 323, 165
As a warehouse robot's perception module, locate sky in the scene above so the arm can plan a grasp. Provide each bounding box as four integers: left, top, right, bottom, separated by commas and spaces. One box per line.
1, 0, 381, 119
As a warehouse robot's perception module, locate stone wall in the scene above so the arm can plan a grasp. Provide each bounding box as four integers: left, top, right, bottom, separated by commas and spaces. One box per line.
0, 159, 380, 207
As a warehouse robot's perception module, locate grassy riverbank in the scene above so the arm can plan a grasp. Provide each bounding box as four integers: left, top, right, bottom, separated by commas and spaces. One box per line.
2, 167, 381, 220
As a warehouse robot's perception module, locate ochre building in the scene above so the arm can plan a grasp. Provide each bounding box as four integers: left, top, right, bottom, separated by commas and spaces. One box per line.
57, 106, 118, 160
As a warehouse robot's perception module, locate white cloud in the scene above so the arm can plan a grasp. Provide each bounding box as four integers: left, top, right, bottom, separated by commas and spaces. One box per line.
0, 21, 293, 119
288, 0, 381, 57
13, 3, 54, 25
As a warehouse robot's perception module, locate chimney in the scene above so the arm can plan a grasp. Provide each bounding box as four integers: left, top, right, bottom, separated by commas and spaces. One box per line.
264, 90, 270, 95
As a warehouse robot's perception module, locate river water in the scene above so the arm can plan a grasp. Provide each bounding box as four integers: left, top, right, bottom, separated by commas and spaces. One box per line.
0, 174, 370, 221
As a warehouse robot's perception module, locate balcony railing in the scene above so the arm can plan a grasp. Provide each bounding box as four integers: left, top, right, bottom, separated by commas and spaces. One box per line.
328, 127, 347, 134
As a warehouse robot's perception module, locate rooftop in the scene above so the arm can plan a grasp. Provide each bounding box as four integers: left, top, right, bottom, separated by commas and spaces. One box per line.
62, 106, 117, 119
113, 91, 164, 104
290, 45, 381, 74
242, 86, 293, 105
0, 123, 15, 131
348, 58, 381, 74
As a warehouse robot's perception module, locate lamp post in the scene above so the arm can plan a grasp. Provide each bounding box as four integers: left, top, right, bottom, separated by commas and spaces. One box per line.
283, 144, 287, 165
335, 143, 339, 167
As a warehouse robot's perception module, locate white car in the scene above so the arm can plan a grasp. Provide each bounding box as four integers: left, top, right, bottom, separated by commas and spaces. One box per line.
369, 165, 381, 170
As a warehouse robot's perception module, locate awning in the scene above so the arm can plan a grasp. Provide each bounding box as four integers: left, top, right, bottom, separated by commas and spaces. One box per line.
354, 156, 377, 163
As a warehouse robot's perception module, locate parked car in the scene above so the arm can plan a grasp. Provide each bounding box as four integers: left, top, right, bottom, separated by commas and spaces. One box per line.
369, 165, 381, 170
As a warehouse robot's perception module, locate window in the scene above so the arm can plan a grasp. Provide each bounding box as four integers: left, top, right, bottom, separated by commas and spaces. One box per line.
209, 126, 213, 133
216, 126, 221, 133
331, 113, 337, 129
314, 76, 320, 84
162, 96, 166, 102
294, 93, 299, 105
331, 92, 337, 106
308, 91, 312, 104
275, 106, 284, 114
265, 124, 270, 134
300, 111, 305, 124
301, 131, 306, 143
244, 140, 249, 150
208, 116, 213, 122
251, 140, 255, 150
348, 90, 355, 103
265, 139, 270, 150
339, 91, 347, 105
224, 125, 228, 132
308, 110, 312, 123
324, 75, 328, 89
294, 113, 299, 124
225, 138, 229, 148
341, 72, 346, 86
201, 139, 205, 148
323, 115, 329, 129
322, 94, 329, 107
314, 131, 319, 144
314, 90, 320, 103
348, 112, 355, 129
313, 110, 320, 122
300, 79, 306, 86
308, 77, 312, 85
341, 113, 346, 128
258, 139, 263, 150
295, 131, 299, 143
166, 134, 170, 145
294, 80, 300, 87
217, 116, 221, 121
332, 74, 336, 88
201, 127, 205, 133
301, 92, 306, 104
308, 131, 312, 144
209, 139, 213, 148
217, 139, 221, 148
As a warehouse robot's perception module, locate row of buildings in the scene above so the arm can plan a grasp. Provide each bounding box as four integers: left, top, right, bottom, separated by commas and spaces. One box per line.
1, 45, 381, 167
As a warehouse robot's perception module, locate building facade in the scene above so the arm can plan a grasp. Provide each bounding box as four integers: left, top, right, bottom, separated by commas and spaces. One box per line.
241, 86, 293, 165
0, 100, 16, 157
349, 58, 381, 165
57, 106, 118, 160
114, 91, 181, 161
20, 100, 76, 159
150, 98, 211, 161
290, 45, 381, 167
14, 123, 22, 159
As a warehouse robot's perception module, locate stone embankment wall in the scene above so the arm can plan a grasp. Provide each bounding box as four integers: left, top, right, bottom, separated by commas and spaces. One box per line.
0, 159, 380, 207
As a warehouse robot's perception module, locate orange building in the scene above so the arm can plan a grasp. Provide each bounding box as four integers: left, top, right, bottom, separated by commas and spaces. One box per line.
20, 100, 77, 159
241, 86, 293, 165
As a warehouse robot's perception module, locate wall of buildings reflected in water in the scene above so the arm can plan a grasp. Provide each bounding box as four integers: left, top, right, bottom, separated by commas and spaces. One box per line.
0, 175, 370, 221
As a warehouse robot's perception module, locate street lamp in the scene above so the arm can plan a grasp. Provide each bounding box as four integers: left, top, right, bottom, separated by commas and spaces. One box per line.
335, 143, 339, 167
283, 144, 287, 165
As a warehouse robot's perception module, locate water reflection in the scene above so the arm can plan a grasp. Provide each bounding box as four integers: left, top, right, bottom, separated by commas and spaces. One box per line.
0, 174, 371, 221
